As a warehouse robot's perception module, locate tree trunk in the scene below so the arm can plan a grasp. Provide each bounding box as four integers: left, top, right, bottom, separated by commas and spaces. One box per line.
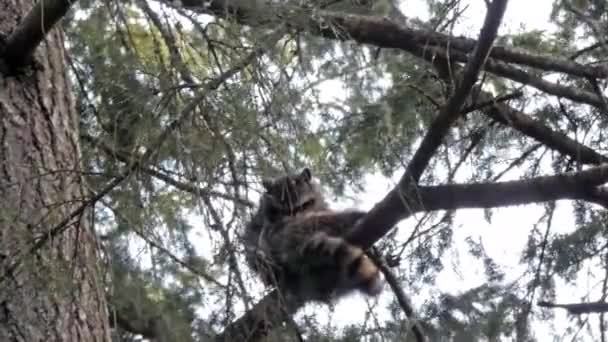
0, 1, 111, 341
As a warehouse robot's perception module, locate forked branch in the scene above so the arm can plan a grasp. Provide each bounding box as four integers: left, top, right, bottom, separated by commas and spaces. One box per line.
218, 161, 608, 340
348, 0, 509, 247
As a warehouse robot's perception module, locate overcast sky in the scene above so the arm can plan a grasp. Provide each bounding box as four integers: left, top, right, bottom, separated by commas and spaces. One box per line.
308, 1, 583, 340
154, 0, 591, 339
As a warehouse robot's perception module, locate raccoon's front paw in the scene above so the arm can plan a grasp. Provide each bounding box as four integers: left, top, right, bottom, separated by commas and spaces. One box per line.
302, 232, 340, 257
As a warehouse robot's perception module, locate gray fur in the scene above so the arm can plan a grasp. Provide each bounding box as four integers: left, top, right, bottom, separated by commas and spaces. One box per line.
243, 168, 383, 303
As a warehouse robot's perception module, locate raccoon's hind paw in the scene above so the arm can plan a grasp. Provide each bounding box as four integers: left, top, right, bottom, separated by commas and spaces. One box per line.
357, 257, 384, 296
303, 232, 384, 296
347, 251, 383, 296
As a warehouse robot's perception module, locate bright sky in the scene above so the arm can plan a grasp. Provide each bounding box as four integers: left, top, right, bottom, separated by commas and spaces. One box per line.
307, 0, 585, 340
139, 0, 593, 340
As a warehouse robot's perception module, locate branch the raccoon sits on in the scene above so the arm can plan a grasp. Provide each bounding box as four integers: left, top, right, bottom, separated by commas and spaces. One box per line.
243, 168, 383, 303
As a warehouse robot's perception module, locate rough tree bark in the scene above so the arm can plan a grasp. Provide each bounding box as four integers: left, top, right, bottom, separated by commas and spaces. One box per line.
0, 1, 111, 341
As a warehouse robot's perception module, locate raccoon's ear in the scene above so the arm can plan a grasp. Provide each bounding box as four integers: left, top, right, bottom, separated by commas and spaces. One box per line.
300, 168, 312, 182
262, 179, 273, 192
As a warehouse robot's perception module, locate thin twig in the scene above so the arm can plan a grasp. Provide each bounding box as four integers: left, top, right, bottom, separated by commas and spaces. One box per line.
0, 48, 263, 284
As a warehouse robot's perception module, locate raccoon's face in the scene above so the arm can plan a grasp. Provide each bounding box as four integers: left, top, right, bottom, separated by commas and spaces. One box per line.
261, 168, 325, 216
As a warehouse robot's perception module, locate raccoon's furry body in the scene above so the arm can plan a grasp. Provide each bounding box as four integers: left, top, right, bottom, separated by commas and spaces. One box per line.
243, 168, 383, 302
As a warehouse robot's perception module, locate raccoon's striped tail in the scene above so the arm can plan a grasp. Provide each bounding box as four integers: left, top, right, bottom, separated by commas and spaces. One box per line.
303, 232, 383, 296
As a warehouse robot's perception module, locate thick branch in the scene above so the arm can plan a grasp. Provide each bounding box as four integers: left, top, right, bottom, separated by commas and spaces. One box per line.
348, 163, 608, 248
220, 163, 608, 340
538, 301, 608, 314
416, 168, 608, 212
173, 0, 607, 79
424, 45, 605, 109
1, 0, 76, 68
404, 0, 508, 182
215, 290, 301, 341
481, 95, 608, 165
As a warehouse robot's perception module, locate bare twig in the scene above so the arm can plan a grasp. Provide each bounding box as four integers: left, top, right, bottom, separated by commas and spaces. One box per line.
369, 251, 427, 342
81, 134, 254, 207
99, 199, 226, 288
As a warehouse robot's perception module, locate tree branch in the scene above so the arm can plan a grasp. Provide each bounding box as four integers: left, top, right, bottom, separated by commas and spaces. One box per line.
403, 0, 508, 183
348, 0, 509, 246
482, 95, 608, 165
1, 0, 76, 69
0, 47, 263, 284
171, 0, 608, 79
538, 301, 608, 314
214, 290, 301, 341
369, 251, 427, 342
424, 45, 605, 109
349, 163, 608, 248
431, 55, 608, 167
218, 163, 608, 340
81, 134, 254, 207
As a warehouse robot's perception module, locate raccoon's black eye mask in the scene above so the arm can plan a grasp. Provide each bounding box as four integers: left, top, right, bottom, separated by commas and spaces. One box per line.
265, 190, 316, 217
266, 191, 316, 217
284, 196, 316, 214
262, 168, 315, 216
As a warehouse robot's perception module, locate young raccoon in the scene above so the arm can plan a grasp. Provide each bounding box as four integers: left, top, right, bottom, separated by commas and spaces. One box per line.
242, 168, 329, 283
243, 168, 383, 303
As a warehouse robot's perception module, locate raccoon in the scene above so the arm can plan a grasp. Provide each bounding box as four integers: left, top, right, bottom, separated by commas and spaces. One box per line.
242, 168, 328, 283
243, 168, 383, 303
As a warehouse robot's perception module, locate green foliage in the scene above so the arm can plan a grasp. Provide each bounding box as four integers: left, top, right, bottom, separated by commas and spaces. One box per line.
505, 30, 562, 54
108, 246, 199, 342
55, 0, 608, 340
